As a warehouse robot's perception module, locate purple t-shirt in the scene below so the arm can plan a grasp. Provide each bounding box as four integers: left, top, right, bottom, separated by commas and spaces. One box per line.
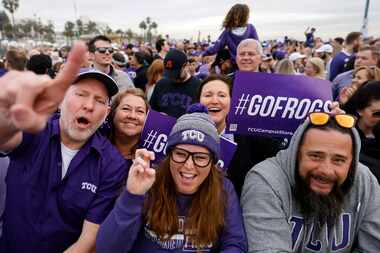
96, 178, 248, 252
329, 51, 355, 81
203, 23, 259, 61
0, 116, 128, 253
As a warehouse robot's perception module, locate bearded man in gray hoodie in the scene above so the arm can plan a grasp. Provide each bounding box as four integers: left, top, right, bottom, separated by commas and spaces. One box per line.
242, 112, 380, 252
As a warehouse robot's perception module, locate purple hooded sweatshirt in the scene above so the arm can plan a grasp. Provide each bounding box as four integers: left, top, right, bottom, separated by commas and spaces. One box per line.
203, 24, 259, 61
96, 178, 248, 253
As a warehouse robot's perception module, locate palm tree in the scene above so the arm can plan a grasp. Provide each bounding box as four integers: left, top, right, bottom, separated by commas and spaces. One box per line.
63, 21, 75, 42
86, 21, 98, 35
147, 19, 158, 43
44, 21, 55, 43
150, 21, 158, 34
2, 0, 19, 38
0, 11, 10, 39
115, 29, 124, 42
146, 17, 151, 26
139, 21, 147, 41
126, 29, 133, 42
76, 19, 84, 37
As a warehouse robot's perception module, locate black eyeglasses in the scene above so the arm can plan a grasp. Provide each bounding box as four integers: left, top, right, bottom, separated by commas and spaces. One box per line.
95, 47, 114, 54
170, 147, 213, 168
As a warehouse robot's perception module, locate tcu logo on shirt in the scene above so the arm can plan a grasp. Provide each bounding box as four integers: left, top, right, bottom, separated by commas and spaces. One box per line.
290, 213, 351, 251
81, 182, 97, 193
182, 130, 205, 142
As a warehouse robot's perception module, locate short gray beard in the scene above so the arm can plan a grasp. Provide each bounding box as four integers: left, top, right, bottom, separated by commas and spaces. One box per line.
59, 107, 106, 145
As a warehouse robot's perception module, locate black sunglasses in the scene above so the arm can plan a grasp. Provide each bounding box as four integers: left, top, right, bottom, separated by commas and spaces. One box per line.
95, 47, 114, 54
372, 111, 380, 117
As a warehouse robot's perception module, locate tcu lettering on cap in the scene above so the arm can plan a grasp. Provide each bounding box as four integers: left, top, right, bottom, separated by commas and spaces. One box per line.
182, 130, 205, 142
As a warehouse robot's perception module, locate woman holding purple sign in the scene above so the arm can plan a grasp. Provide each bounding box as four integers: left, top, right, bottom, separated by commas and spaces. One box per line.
197, 75, 281, 197
109, 88, 149, 160
96, 104, 247, 253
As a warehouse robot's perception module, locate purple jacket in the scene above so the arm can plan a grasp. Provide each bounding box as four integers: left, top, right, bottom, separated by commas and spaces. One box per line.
96, 178, 248, 253
203, 24, 259, 61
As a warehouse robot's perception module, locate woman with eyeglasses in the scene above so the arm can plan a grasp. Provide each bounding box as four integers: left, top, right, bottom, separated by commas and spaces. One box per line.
96, 104, 248, 253
197, 75, 281, 197
108, 88, 149, 160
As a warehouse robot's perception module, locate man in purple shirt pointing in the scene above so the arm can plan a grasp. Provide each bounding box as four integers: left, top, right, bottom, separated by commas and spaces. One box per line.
0, 42, 128, 253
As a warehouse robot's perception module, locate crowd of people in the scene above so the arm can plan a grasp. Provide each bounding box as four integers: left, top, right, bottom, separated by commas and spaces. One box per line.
1, 3, 380, 253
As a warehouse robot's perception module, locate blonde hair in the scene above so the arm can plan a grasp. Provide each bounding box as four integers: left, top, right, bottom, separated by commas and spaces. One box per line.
275, 59, 296, 75
307, 57, 325, 79
353, 66, 380, 81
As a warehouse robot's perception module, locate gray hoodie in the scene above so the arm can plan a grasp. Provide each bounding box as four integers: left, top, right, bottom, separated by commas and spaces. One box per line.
241, 120, 380, 252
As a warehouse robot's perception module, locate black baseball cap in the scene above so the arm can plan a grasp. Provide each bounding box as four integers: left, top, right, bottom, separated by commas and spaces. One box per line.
163, 49, 187, 80
74, 68, 119, 97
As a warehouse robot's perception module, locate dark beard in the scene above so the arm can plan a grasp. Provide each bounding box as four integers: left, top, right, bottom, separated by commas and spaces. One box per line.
294, 171, 345, 232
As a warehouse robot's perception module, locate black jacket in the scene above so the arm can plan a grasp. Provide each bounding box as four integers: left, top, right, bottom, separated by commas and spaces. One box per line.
227, 134, 282, 197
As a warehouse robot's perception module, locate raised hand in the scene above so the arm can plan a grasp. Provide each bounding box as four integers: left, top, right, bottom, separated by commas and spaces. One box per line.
127, 149, 156, 195
338, 85, 358, 106
329, 101, 345, 115
0, 41, 87, 133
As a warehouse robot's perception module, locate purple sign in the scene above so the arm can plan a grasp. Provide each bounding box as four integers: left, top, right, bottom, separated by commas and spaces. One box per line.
227, 72, 333, 139
139, 110, 177, 166
217, 136, 237, 172
139, 110, 237, 169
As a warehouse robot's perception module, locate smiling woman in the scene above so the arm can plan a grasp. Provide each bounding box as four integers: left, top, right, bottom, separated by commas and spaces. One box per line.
197, 74, 282, 196
109, 88, 149, 160
96, 104, 247, 253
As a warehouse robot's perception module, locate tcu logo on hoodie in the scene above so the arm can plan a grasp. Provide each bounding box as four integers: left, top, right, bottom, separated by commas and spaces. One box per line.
182, 130, 205, 142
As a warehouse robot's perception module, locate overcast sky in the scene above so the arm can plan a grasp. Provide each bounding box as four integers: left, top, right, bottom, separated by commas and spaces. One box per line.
5, 0, 380, 41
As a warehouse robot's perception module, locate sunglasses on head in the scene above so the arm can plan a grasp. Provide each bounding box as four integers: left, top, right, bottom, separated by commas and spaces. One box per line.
95, 47, 114, 54
308, 112, 356, 129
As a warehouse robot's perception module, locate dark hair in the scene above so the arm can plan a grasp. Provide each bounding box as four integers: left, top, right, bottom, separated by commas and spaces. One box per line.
344, 57, 355, 72
373, 121, 380, 142
334, 37, 344, 45
112, 52, 127, 66
88, 35, 112, 53
210, 49, 231, 71
223, 4, 249, 30
126, 43, 134, 50
156, 39, 166, 53
59, 46, 71, 58
197, 74, 232, 101
5, 49, 27, 71
345, 32, 362, 45
299, 120, 357, 194
26, 53, 52, 75
351, 81, 380, 111
133, 52, 148, 66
